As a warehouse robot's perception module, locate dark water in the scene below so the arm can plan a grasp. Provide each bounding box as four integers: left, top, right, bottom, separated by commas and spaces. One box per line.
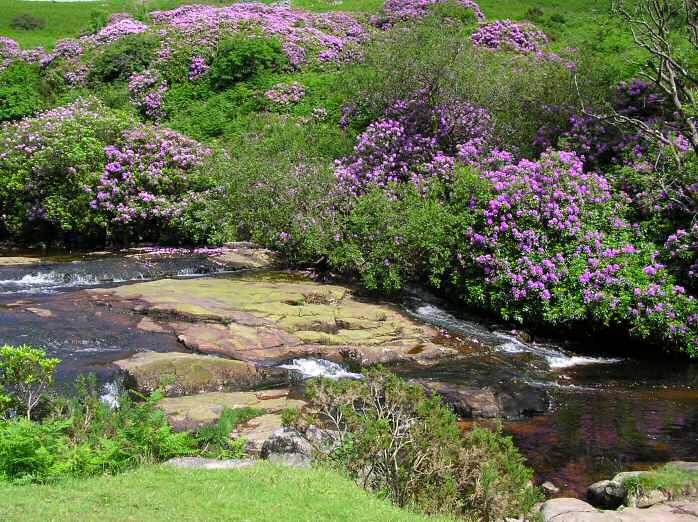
0, 253, 696, 497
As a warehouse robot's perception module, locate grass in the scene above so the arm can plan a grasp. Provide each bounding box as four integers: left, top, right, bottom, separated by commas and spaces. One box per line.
0, 463, 454, 522
624, 464, 698, 499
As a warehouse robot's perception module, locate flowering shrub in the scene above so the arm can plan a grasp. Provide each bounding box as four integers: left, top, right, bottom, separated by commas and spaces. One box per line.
265, 82, 305, 106
128, 70, 168, 119
451, 150, 697, 355
0, 98, 214, 243
471, 20, 548, 54
89, 126, 213, 234
0, 98, 131, 238
335, 93, 492, 195
373, 0, 485, 27
188, 55, 209, 81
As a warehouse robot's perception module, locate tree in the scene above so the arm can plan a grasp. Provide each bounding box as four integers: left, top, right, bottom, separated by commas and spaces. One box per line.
0, 345, 60, 420
611, 0, 698, 155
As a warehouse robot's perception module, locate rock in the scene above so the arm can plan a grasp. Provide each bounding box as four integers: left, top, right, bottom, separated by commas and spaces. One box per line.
413, 379, 548, 420
540, 498, 599, 522
542, 481, 561, 497
0, 256, 44, 266
213, 245, 277, 270
260, 426, 340, 467
627, 488, 669, 508
114, 352, 289, 396
260, 428, 314, 467
165, 457, 256, 470
587, 479, 626, 510
232, 414, 285, 454
157, 391, 305, 431
92, 275, 457, 368
25, 307, 53, 318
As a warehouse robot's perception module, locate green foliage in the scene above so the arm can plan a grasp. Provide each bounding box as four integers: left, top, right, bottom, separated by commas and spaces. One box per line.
194, 113, 352, 253
339, 16, 611, 155
623, 464, 698, 500
0, 345, 59, 420
88, 33, 159, 83
0, 62, 45, 122
9, 14, 46, 31
209, 35, 287, 91
194, 407, 261, 459
291, 368, 541, 521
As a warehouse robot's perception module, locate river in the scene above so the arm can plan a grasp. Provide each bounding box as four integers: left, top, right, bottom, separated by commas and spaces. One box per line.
0, 250, 696, 497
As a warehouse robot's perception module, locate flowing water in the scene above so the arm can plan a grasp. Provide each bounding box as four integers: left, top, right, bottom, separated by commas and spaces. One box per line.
0, 251, 696, 497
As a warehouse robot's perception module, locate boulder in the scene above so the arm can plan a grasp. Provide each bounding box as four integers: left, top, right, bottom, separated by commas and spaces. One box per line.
213, 245, 277, 270
157, 390, 305, 431
165, 457, 256, 470
587, 480, 626, 510
542, 481, 561, 497
114, 351, 289, 396
626, 489, 669, 508
540, 498, 698, 522
232, 413, 285, 454
260, 426, 340, 467
413, 379, 548, 420
260, 428, 314, 467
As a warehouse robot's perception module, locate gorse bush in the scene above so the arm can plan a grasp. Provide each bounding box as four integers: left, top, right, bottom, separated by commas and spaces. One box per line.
88, 33, 159, 83
0, 345, 59, 420
0, 62, 45, 122
209, 35, 287, 90
288, 369, 540, 521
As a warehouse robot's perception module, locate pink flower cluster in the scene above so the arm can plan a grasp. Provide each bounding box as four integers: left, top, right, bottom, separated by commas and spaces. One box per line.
373, 0, 485, 27
471, 20, 548, 54
188, 55, 209, 81
149, 3, 367, 67
265, 82, 305, 105
90, 126, 212, 225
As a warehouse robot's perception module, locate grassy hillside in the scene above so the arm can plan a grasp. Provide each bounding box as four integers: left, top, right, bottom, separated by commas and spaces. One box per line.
0, 463, 454, 522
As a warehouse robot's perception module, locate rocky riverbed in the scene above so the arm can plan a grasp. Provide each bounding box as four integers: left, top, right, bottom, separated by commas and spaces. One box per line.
0, 246, 696, 496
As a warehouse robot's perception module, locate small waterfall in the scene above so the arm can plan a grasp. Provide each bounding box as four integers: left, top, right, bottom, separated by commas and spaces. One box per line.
279, 358, 362, 380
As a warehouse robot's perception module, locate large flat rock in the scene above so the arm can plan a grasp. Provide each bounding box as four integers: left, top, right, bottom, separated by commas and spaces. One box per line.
114, 351, 288, 396
157, 389, 305, 431
92, 274, 457, 367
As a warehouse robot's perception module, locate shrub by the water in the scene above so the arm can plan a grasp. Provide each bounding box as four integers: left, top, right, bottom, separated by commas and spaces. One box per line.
288, 368, 541, 521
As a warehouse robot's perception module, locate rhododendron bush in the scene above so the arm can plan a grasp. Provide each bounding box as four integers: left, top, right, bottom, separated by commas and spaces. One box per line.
0, 98, 214, 242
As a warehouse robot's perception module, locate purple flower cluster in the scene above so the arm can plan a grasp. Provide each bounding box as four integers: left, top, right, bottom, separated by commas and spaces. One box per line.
471, 20, 548, 54
265, 81, 305, 105
82, 17, 149, 47
335, 93, 492, 195
128, 70, 168, 120
452, 149, 697, 350
373, 0, 485, 27
89, 126, 212, 225
188, 55, 209, 81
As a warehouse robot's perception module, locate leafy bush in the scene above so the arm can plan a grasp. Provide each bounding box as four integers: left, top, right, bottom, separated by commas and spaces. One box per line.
194, 407, 261, 459
0, 345, 59, 420
0, 62, 45, 122
194, 113, 352, 254
9, 14, 46, 31
209, 35, 287, 90
289, 368, 540, 521
88, 33, 159, 83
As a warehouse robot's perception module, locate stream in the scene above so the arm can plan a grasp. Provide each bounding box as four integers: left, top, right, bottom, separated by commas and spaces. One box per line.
0, 251, 696, 497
